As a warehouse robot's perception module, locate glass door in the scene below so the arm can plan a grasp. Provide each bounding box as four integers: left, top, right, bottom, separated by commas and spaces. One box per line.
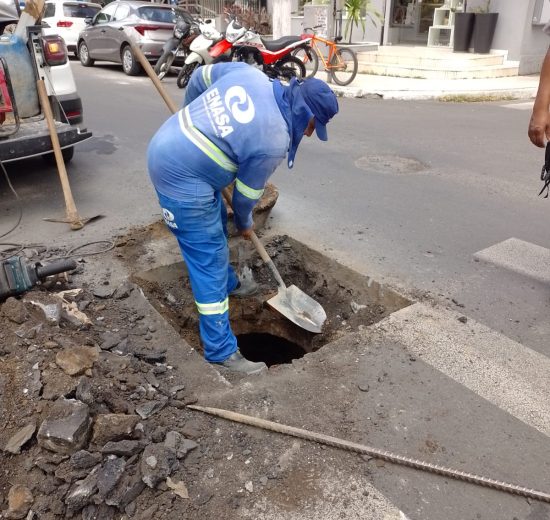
390, 0, 417, 28
418, 0, 445, 36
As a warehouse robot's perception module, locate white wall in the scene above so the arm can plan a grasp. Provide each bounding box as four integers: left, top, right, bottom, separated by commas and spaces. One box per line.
491, 0, 548, 74
272, 0, 292, 38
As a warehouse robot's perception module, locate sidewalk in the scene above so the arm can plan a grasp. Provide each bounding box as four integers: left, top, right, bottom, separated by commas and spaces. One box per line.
327, 71, 540, 101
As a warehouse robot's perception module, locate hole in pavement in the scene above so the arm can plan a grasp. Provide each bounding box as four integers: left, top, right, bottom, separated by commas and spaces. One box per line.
128, 234, 412, 368
237, 333, 306, 366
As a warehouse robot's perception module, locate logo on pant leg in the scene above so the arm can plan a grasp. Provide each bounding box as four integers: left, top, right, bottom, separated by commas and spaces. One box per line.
162, 208, 178, 229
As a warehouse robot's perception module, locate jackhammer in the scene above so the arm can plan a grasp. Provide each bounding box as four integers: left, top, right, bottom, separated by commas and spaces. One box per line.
0, 255, 76, 301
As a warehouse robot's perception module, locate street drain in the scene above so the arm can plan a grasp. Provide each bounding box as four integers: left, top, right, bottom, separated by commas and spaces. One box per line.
355, 154, 427, 174
237, 333, 306, 366
130, 234, 412, 367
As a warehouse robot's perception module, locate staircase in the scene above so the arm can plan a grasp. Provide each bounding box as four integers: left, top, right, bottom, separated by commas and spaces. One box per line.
357, 45, 520, 80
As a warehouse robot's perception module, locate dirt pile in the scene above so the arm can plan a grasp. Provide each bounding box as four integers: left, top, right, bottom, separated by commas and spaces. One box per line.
0, 278, 203, 519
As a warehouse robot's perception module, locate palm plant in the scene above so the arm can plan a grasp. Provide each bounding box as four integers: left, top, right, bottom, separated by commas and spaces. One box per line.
344, 0, 383, 44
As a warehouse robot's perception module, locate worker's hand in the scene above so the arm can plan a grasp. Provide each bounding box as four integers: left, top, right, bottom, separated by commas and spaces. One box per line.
528, 108, 550, 148
240, 226, 254, 240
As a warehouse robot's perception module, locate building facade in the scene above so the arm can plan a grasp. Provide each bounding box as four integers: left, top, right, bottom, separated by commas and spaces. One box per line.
286, 0, 548, 74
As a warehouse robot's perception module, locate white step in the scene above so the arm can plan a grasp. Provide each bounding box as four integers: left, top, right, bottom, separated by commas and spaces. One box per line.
357, 62, 519, 80
357, 51, 506, 68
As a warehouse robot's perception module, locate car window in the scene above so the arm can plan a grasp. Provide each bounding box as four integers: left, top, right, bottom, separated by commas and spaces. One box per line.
43, 3, 56, 17
137, 6, 182, 23
95, 2, 117, 24
113, 3, 130, 21
63, 3, 101, 18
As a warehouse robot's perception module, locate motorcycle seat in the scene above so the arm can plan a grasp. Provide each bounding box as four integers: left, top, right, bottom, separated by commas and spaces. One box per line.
261, 35, 302, 52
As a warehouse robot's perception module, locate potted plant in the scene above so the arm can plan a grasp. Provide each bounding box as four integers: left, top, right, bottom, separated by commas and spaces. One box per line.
452, 1, 475, 53
344, 0, 383, 44
471, 0, 498, 54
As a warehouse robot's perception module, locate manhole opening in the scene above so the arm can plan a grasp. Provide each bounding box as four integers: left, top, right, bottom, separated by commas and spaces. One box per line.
237, 333, 306, 366
129, 234, 412, 368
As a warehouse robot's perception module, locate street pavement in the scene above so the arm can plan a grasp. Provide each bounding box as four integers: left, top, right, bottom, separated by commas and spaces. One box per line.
0, 62, 549, 518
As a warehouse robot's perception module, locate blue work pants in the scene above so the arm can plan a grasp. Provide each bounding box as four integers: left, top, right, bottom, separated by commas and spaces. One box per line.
156, 190, 239, 363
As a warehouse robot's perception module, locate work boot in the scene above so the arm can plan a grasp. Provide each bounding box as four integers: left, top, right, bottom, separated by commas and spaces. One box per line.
230, 278, 259, 298
214, 350, 267, 375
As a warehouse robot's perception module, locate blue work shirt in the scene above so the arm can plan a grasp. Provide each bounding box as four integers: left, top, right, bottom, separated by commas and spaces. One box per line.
149, 62, 290, 230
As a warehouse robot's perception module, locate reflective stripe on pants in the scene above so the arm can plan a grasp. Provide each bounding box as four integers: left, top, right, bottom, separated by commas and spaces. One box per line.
156, 190, 239, 363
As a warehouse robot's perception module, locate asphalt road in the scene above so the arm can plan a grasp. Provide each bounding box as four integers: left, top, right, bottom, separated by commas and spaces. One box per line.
1, 61, 550, 519
2, 60, 547, 355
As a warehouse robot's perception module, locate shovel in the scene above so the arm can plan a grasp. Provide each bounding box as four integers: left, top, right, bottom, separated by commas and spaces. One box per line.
250, 233, 326, 333
131, 42, 326, 333
221, 190, 326, 333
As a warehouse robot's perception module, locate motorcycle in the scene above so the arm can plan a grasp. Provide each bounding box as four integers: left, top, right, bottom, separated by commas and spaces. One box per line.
154, 17, 198, 81
226, 20, 311, 81
176, 18, 243, 89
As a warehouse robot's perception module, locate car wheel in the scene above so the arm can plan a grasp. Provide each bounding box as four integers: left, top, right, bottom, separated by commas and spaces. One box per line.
42, 146, 75, 165
121, 45, 142, 76
78, 41, 94, 67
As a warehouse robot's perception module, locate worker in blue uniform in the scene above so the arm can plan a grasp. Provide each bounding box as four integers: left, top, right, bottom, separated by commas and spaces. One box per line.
147, 62, 338, 375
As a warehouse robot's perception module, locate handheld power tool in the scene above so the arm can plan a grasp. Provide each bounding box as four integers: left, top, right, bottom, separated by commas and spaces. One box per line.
0, 255, 77, 302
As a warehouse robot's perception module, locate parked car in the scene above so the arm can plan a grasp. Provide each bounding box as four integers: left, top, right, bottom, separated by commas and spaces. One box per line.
42, 0, 101, 57
0, 26, 91, 164
48, 36, 85, 125
0, 0, 19, 34
77, 1, 194, 75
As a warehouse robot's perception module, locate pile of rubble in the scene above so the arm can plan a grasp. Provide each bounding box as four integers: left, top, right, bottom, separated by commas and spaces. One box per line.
0, 280, 204, 519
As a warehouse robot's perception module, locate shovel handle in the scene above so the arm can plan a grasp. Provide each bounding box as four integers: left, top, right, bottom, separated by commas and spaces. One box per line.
130, 40, 179, 115
222, 188, 286, 290
36, 79, 83, 230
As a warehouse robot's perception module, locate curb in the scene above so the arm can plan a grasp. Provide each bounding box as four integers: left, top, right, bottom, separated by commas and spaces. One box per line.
330, 85, 537, 102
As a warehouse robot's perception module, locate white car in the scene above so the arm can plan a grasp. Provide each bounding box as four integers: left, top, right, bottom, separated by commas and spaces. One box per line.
42, 0, 101, 56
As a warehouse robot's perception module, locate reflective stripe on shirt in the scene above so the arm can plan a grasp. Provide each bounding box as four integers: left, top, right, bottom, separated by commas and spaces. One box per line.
195, 298, 229, 315
202, 64, 213, 87
235, 178, 264, 200
178, 107, 238, 173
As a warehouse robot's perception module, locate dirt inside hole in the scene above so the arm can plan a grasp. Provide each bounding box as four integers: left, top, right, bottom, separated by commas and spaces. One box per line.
130, 233, 411, 366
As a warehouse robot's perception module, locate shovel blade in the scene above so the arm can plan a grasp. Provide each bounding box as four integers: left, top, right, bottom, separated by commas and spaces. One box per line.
267, 285, 326, 333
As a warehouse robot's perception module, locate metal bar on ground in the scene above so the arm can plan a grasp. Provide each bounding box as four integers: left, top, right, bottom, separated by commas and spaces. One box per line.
188, 404, 550, 504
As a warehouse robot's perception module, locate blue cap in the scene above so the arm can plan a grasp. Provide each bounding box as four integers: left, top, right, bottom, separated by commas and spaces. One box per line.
299, 79, 339, 141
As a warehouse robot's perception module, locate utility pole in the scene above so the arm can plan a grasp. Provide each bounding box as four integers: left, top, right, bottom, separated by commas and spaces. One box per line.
272, 0, 291, 39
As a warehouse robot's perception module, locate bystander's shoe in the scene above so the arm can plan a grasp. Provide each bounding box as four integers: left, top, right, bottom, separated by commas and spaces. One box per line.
214, 350, 267, 375
229, 278, 259, 298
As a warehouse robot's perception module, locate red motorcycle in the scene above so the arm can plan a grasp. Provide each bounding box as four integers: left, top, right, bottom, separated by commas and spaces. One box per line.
224, 20, 310, 81
176, 18, 243, 89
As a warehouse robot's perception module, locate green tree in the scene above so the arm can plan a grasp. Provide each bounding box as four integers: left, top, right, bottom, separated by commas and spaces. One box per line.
344, 0, 383, 44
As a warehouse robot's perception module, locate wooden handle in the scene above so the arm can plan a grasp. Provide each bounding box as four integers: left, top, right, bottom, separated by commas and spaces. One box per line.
130, 41, 179, 115
36, 79, 83, 230
222, 188, 286, 289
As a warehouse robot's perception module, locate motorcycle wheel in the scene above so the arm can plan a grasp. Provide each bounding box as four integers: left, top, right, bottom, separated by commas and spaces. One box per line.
274, 55, 306, 82
176, 62, 199, 89
155, 50, 176, 80
292, 47, 318, 79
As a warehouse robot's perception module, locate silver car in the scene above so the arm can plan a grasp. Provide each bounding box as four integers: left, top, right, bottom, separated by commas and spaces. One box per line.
77, 0, 194, 75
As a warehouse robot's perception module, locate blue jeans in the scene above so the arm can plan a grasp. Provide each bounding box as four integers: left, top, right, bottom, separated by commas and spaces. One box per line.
156, 190, 239, 363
